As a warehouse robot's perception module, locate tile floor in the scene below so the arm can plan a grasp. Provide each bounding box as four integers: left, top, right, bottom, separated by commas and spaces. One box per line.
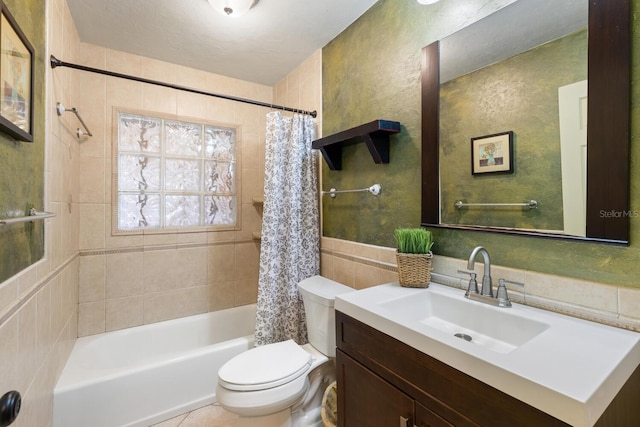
151, 404, 238, 427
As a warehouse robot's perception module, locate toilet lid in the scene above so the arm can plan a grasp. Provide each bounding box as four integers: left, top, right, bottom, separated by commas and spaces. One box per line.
218, 339, 312, 392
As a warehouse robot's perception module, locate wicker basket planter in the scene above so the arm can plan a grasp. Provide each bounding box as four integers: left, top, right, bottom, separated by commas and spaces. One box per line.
321, 381, 337, 427
396, 251, 433, 288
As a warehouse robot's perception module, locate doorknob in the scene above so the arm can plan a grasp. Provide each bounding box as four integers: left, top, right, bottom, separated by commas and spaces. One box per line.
0, 391, 21, 426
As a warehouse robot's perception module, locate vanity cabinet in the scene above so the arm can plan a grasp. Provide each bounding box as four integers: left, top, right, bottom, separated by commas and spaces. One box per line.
338, 349, 453, 427
335, 311, 640, 427
337, 350, 414, 426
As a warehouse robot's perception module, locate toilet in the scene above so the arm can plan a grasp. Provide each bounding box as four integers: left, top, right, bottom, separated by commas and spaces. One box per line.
216, 275, 353, 427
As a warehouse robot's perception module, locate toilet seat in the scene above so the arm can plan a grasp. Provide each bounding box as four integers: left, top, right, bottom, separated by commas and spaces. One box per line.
218, 339, 312, 392
216, 373, 310, 417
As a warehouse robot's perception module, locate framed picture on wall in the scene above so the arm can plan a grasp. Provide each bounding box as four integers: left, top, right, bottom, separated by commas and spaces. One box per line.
0, 1, 34, 142
471, 131, 513, 175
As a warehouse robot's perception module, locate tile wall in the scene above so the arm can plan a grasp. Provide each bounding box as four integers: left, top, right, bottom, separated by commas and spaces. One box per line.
73, 48, 265, 335
0, 0, 81, 425
75, 43, 323, 336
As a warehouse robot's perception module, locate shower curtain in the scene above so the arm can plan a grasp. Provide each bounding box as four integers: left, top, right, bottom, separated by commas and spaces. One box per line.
254, 112, 320, 346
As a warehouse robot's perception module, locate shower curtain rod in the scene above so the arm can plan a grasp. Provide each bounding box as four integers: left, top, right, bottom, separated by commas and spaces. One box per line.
49, 55, 317, 118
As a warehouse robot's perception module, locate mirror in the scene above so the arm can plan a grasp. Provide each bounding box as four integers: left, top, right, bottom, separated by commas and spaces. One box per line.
421, 0, 630, 244
439, 0, 587, 236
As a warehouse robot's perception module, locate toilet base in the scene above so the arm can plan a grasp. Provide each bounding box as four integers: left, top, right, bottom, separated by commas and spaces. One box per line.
232, 359, 334, 427
236, 408, 292, 427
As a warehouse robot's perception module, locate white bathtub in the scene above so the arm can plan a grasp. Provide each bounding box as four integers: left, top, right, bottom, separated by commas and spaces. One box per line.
53, 304, 256, 427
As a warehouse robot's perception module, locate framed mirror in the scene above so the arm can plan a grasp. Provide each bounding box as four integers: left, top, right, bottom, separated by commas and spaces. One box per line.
421, 0, 630, 244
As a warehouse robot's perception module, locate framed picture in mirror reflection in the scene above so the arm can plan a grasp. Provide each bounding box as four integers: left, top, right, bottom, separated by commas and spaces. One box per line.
471, 131, 513, 175
0, 1, 34, 142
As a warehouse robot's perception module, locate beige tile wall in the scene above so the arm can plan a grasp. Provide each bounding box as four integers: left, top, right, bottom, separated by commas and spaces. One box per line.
74, 46, 269, 336
75, 45, 323, 336
273, 50, 323, 132
320, 237, 399, 289
0, 0, 81, 426
321, 236, 640, 332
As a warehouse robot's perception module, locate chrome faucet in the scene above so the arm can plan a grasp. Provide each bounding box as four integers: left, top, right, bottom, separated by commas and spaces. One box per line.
467, 246, 493, 297
461, 246, 512, 308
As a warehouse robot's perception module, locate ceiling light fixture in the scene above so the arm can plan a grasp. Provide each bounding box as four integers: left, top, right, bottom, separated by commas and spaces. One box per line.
417, 0, 440, 4
208, 0, 259, 17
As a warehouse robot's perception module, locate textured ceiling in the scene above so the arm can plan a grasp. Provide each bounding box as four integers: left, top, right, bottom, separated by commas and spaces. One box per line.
65, 0, 379, 86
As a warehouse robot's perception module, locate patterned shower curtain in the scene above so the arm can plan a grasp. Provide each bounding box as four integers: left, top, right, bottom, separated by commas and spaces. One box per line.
254, 112, 320, 346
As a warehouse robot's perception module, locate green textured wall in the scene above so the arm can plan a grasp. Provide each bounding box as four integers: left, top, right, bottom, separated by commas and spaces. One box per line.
322, 0, 426, 246
440, 30, 587, 230
0, 0, 46, 283
322, 0, 640, 287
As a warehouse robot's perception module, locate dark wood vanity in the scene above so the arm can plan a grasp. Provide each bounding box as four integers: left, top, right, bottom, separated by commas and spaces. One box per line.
335, 311, 640, 427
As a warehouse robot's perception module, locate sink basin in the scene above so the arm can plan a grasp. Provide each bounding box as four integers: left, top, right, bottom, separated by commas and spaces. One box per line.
378, 289, 549, 353
335, 281, 640, 427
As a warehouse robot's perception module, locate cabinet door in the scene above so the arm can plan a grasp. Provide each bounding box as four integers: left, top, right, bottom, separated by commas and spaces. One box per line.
415, 401, 455, 427
337, 349, 414, 427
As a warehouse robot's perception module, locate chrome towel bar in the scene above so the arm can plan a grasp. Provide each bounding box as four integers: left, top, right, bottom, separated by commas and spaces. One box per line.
454, 200, 538, 209
56, 102, 93, 138
322, 184, 381, 198
0, 208, 56, 225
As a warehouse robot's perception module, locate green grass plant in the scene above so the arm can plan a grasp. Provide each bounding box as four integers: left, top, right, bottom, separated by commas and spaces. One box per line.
394, 228, 434, 254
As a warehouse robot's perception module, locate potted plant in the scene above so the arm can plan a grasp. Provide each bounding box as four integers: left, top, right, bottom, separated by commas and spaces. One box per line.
394, 227, 434, 288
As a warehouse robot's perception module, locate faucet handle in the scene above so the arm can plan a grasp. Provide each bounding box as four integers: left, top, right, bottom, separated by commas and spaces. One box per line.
496, 279, 512, 308
457, 270, 479, 296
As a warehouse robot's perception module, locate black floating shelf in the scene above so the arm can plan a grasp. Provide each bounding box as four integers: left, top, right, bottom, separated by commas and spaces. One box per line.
311, 119, 401, 170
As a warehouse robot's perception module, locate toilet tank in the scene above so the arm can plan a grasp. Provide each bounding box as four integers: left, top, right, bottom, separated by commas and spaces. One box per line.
298, 275, 353, 357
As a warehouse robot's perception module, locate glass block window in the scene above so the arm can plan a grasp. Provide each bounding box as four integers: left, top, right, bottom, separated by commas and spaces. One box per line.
116, 112, 238, 231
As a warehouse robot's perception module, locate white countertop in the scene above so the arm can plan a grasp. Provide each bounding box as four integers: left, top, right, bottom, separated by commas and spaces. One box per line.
335, 282, 640, 426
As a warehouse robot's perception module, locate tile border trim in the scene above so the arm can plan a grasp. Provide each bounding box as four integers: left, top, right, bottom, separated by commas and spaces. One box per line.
320, 247, 397, 272
79, 239, 255, 257
0, 253, 79, 327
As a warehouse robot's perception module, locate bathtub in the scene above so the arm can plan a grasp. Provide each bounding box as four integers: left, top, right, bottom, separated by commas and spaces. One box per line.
53, 304, 256, 427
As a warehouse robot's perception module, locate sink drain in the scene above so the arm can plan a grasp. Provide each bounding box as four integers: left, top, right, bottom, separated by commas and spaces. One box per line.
454, 333, 472, 342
